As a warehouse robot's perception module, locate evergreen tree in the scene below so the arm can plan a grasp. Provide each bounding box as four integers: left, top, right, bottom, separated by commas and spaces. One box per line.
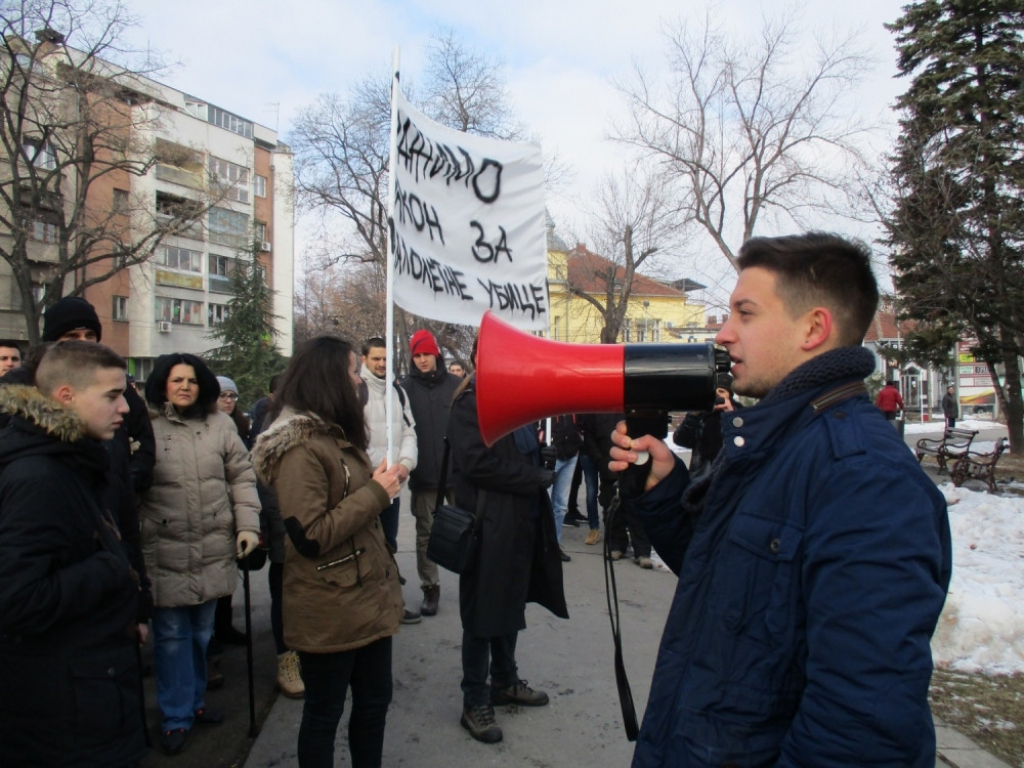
886, 0, 1024, 449
205, 238, 285, 411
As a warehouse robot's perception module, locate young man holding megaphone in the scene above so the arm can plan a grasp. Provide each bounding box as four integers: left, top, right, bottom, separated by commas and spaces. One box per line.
610, 233, 951, 768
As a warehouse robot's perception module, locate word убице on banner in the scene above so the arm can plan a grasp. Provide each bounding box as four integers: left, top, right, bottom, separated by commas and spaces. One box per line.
388, 85, 549, 331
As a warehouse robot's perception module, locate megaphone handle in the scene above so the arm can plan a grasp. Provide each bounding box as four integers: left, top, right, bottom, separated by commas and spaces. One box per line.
618, 412, 664, 498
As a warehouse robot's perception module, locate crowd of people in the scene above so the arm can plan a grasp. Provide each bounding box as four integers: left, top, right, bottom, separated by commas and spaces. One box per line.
0, 231, 953, 768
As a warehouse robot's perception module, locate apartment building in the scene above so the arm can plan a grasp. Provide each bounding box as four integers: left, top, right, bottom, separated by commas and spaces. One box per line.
0, 30, 294, 380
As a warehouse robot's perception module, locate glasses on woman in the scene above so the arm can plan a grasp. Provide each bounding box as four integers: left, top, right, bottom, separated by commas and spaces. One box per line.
219, 392, 238, 401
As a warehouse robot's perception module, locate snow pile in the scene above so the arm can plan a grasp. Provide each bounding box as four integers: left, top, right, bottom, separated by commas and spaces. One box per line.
930, 483, 1024, 674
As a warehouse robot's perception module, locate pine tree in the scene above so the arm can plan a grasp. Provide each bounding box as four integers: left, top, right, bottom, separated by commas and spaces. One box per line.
886, 0, 1024, 449
205, 238, 285, 411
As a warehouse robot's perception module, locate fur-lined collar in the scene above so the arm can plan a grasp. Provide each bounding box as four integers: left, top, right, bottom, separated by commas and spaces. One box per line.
251, 406, 348, 485
0, 384, 86, 443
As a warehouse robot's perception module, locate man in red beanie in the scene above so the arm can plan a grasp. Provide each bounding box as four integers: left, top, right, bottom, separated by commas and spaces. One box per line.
399, 330, 461, 616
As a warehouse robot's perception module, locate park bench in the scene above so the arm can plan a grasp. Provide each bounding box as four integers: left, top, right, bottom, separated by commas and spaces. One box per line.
915, 427, 978, 474
950, 437, 1010, 494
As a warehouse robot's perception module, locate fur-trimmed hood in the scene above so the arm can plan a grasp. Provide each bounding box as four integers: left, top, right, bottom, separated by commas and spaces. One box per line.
0, 384, 87, 443
0, 384, 107, 478
251, 406, 350, 486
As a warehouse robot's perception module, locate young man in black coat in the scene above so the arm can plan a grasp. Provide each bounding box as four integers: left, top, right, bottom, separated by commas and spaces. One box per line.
0, 341, 146, 768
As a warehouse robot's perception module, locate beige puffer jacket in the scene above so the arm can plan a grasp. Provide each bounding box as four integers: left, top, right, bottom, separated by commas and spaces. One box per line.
252, 406, 402, 653
140, 404, 260, 608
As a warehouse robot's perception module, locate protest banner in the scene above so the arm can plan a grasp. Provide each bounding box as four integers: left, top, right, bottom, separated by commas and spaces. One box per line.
388, 83, 548, 331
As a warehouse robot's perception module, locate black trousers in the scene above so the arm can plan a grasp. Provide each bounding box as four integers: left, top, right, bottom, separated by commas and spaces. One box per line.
460, 630, 518, 708
297, 637, 393, 768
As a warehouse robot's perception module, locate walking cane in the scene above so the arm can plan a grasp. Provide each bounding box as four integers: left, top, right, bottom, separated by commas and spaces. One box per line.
241, 553, 260, 738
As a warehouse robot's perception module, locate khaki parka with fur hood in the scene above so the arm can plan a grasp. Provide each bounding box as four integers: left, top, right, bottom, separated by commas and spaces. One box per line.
140, 403, 260, 608
252, 406, 403, 653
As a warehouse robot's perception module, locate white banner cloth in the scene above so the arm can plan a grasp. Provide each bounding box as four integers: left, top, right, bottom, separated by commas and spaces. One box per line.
389, 86, 548, 330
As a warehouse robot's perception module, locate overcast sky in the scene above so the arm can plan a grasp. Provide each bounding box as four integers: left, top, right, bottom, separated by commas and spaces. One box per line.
123, 0, 912, 303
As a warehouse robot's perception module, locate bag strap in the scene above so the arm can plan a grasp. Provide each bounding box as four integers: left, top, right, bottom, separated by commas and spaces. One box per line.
435, 437, 452, 510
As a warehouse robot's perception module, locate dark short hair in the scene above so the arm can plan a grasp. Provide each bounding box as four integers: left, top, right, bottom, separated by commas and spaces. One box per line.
144, 352, 220, 416
362, 336, 386, 357
0, 339, 22, 350
737, 232, 879, 347
273, 336, 367, 449
35, 341, 125, 394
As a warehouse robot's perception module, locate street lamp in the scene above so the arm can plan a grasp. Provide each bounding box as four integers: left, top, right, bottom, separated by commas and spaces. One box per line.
643, 300, 650, 342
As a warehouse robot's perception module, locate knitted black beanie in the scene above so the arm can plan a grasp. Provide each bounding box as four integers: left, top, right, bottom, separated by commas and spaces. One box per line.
42, 296, 102, 342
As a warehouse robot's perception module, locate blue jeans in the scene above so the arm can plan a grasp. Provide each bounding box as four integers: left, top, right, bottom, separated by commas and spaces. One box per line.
152, 600, 217, 731
297, 637, 393, 768
579, 455, 601, 530
379, 497, 400, 552
547, 455, 578, 544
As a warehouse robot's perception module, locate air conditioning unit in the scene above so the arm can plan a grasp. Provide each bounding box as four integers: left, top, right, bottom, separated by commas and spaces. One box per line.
157, 321, 172, 333
260, 241, 272, 252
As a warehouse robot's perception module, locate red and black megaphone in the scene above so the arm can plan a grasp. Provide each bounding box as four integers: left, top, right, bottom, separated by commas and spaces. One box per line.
477, 311, 731, 446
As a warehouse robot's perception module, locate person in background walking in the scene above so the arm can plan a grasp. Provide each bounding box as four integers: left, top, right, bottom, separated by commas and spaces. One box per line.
875, 380, 904, 421
546, 414, 583, 559
942, 385, 958, 429
141, 354, 261, 756
253, 336, 403, 768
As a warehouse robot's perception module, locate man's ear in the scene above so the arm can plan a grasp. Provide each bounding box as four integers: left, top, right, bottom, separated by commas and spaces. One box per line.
53, 383, 75, 405
801, 307, 833, 351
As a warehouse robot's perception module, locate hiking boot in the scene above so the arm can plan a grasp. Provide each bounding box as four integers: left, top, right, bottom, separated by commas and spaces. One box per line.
160, 728, 188, 755
636, 556, 653, 569
491, 679, 549, 707
193, 706, 223, 725
460, 704, 502, 744
585, 529, 601, 546
608, 549, 623, 561
276, 651, 305, 699
421, 585, 440, 616
401, 608, 422, 624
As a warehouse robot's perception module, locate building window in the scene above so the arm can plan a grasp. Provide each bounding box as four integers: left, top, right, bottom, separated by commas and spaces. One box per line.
208, 207, 249, 248
156, 245, 202, 273
254, 174, 267, 198
208, 303, 230, 326
112, 188, 129, 213
112, 295, 128, 321
208, 106, 253, 139
155, 297, 204, 325
553, 315, 561, 341
255, 221, 267, 242
208, 254, 236, 294
21, 213, 59, 243
209, 157, 250, 204
22, 139, 56, 170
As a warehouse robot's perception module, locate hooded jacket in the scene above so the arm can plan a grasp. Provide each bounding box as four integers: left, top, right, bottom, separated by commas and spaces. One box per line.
399, 359, 461, 491
140, 403, 260, 608
0, 385, 146, 768
252, 407, 403, 652
630, 349, 950, 768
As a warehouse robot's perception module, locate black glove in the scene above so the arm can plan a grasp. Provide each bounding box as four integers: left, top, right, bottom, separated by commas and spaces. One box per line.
538, 468, 555, 488
540, 445, 557, 471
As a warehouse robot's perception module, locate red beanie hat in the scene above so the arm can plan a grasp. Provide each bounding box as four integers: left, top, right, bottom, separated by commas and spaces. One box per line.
409, 329, 441, 358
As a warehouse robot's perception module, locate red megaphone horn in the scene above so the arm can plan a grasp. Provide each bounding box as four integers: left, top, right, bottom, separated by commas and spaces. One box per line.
476, 312, 731, 446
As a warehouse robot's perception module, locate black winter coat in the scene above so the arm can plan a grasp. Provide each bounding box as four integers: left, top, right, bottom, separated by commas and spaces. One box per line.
550, 414, 583, 460
400, 359, 461, 492
0, 386, 145, 768
447, 381, 568, 637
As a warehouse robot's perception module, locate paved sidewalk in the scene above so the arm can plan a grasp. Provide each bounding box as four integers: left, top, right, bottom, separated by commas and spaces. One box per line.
238, 487, 1012, 768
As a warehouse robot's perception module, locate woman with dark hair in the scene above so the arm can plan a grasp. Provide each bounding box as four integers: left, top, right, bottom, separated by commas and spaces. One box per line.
140, 353, 261, 756
252, 336, 403, 768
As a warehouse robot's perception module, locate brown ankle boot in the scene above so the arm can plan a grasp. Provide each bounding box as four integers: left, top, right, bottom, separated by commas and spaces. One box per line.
421, 585, 440, 616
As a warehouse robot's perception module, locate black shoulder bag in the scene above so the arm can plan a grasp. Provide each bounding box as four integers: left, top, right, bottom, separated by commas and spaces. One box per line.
426, 437, 485, 574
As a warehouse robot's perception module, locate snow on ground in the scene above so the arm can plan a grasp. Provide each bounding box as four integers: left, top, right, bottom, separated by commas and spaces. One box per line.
931, 482, 1024, 675
903, 418, 999, 435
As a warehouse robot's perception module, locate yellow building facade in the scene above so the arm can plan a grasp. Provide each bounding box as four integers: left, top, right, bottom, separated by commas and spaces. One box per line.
547, 246, 705, 344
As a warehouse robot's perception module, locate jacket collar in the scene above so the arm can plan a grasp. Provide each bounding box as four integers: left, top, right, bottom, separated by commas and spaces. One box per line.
251, 406, 349, 485
0, 384, 87, 443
